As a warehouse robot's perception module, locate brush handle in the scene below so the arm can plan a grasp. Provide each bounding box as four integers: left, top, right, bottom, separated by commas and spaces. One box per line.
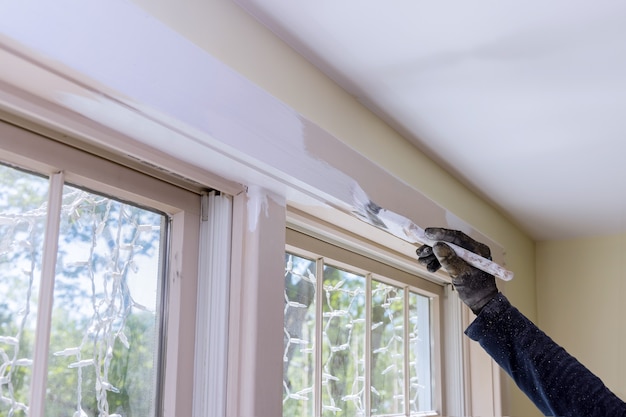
443, 241, 514, 281
404, 223, 514, 281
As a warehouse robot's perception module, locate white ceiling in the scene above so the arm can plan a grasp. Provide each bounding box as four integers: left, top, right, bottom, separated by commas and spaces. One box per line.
237, 0, 626, 241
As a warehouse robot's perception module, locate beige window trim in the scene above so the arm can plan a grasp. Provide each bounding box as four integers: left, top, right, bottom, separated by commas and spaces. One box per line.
287, 206, 451, 286
285, 224, 445, 416
285, 205, 505, 417
0, 37, 509, 415
0, 119, 201, 417
227, 192, 287, 417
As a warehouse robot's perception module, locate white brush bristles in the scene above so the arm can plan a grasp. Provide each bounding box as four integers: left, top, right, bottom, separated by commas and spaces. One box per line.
350, 183, 371, 217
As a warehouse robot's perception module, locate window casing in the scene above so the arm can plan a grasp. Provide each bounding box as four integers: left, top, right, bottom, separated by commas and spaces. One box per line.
0, 114, 476, 417
0, 120, 201, 417
285, 228, 444, 417
0, 166, 169, 417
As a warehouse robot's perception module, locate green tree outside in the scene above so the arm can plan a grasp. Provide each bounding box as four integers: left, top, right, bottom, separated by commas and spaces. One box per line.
0, 164, 163, 417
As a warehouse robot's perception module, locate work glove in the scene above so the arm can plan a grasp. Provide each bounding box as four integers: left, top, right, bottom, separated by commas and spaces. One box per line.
416, 227, 498, 315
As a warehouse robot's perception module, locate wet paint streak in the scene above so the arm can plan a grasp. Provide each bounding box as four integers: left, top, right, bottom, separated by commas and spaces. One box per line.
352, 184, 514, 281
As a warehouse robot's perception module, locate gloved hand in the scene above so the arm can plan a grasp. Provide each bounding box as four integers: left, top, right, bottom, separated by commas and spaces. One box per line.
416, 227, 498, 315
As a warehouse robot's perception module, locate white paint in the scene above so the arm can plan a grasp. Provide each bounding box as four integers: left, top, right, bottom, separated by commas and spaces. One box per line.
0, 0, 399, 215
246, 185, 291, 233
0, 0, 506, 258
58, 91, 356, 214
352, 184, 513, 281
246, 185, 269, 232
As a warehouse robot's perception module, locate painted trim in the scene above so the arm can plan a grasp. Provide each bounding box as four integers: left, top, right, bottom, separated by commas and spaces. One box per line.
0, 1, 507, 266
443, 285, 467, 417
0, 123, 202, 417
227, 192, 286, 417
287, 206, 450, 285
162, 210, 201, 417
285, 228, 445, 416
0, 3, 509, 414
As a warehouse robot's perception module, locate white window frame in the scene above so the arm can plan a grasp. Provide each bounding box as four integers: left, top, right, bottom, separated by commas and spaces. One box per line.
286, 230, 444, 416
192, 191, 233, 417
0, 119, 202, 417
286, 206, 494, 416
227, 189, 287, 417
284, 208, 486, 417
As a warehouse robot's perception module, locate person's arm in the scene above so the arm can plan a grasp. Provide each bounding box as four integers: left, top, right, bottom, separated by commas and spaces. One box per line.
468, 292, 625, 417
417, 227, 626, 417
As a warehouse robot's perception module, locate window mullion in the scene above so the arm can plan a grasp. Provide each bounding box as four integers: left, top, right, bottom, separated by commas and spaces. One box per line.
404, 287, 411, 417
365, 273, 372, 417
315, 257, 324, 417
29, 171, 64, 417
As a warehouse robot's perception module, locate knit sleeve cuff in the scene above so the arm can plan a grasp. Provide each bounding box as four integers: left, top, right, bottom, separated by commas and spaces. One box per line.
464, 292, 511, 341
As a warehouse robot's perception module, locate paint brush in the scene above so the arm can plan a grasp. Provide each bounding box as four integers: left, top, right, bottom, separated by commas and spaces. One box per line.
351, 185, 514, 281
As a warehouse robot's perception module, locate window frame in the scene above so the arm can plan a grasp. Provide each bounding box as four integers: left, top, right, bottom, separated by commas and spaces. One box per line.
0, 112, 489, 417
0, 119, 202, 417
285, 225, 445, 416
1, 26, 509, 414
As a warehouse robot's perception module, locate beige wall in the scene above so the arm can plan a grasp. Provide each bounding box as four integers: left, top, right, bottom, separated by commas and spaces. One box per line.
537, 234, 626, 403
130, 0, 539, 415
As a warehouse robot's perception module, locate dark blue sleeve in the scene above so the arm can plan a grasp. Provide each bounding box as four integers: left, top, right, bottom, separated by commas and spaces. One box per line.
465, 293, 626, 417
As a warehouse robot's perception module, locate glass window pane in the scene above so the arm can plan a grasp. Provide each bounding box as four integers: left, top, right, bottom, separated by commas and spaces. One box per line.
0, 164, 49, 416
321, 265, 365, 417
371, 280, 405, 416
45, 185, 165, 417
283, 237, 439, 417
409, 292, 431, 414
283, 253, 317, 417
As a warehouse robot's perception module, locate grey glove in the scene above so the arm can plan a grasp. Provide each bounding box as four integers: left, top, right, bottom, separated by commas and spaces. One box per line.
416, 227, 498, 315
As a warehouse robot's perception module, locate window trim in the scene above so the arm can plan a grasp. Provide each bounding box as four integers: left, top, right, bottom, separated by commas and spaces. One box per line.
227, 191, 287, 417
287, 206, 452, 287
0, 86, 504, 415
286, 206, 477, 416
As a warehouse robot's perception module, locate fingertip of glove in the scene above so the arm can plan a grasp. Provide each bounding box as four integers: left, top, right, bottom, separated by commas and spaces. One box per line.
424, 227, 439, 240
426, 262, 440, 273
432, 241, 453, 257
416, 245, 432, 257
